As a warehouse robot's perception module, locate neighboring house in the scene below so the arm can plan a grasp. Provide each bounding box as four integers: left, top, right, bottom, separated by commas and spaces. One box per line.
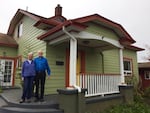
138, 62, 150, 90
0, 4, 144, 96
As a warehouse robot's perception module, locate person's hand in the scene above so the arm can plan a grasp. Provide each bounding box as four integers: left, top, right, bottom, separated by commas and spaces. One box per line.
47, 76, 50, 80
21, 77, 24, 81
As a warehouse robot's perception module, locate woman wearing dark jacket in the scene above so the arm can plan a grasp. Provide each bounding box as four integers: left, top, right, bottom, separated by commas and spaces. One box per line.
20, 52, 36, 103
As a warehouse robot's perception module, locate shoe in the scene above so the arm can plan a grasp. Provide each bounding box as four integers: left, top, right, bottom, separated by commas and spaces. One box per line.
19, 99, 25, 103
26, 99, 31, 103
40, 99, 44, 102
34, 98, 39, 102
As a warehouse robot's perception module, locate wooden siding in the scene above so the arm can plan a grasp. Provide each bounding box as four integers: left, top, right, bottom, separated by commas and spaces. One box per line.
0, 46, 17, 57
85, 48, 103, 73
45, 45, 66, 94
103, 49, 120, 74
13, 16, 46, 59
123, 49, 139, 78
86, 23, 119, 41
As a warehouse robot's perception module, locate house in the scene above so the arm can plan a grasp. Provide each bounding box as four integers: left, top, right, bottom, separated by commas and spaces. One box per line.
138, 62, 150, 90
0, 4, 143, 96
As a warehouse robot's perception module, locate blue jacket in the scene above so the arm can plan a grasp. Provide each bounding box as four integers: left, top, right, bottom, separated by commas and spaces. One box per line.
21, 60, 36, 77
34, 56, 51, 76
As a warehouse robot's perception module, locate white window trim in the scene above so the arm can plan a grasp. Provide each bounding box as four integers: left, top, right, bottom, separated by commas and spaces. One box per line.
144, 71, 150, 80
123, 59, 132, 76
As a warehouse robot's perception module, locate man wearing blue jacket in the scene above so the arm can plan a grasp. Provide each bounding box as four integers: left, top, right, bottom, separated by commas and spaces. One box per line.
34, 50, 51, 102
20, 52, 35, 103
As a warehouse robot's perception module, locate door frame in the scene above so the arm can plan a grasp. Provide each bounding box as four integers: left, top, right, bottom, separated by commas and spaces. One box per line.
0, 56, 17, 87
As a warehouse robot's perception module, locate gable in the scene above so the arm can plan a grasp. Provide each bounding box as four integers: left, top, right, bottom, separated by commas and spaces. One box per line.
86, 23, 119, 41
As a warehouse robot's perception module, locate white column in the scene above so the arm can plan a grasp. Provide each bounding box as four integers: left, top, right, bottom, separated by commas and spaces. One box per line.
69, 38, 77, 86
119, 48, 125, 83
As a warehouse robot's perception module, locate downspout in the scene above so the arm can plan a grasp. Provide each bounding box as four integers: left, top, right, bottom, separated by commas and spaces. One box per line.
62, 26, 77, 87
99, 52, 104, 73
62, 26, 76, 41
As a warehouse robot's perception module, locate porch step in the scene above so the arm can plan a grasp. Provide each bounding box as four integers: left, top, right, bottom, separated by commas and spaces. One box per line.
0, 96, 64, 113
0, 107, 63, 113
0, 88, 64, 113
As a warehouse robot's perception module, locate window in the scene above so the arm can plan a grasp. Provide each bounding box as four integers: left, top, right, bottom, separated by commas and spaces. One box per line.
123, 59, 132, 76
144, 71, 150, 80
17, 22, 23, 38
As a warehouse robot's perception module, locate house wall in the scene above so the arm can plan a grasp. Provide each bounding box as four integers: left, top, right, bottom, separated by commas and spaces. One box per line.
13, 16, 46, 59
85, 48, 103, 73
139, 68, 150, 90
0, 46, 17, 57
45, 44, 66, 94
86, 23, 119, 41
102, 49, 120, 74
123, 49, 139, 79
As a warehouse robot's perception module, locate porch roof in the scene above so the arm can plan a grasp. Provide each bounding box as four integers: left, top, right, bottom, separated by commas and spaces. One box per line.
37, 14, 135, 44
0, 33, 18, 48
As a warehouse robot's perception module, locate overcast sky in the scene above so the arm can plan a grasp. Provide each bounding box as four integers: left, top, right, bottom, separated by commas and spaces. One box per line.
0, 0, 150, 62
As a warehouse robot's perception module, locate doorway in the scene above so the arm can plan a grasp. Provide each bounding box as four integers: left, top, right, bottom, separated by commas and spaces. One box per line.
0, 59, 14, 86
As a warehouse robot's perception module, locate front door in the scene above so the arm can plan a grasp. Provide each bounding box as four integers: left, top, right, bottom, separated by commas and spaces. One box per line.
0, 59, 14, 86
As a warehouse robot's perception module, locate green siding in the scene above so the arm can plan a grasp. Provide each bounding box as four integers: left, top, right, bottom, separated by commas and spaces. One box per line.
123, 49, 139, 79
0, 46, 17, 57
45, 45, 66, 94
103, 49, 120, 74
85, 48, 103, 73
86, 23, 119, 41
13, 16, 46, 59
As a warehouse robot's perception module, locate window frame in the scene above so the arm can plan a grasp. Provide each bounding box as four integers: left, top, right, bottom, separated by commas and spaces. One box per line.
17, 22, 23, 38
123, 58, 133, 76
144, 71, 150, 80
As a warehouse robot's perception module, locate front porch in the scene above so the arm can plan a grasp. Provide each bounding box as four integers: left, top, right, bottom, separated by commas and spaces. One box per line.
45, 26, 126, 97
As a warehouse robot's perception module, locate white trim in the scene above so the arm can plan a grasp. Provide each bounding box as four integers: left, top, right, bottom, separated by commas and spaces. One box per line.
119, 48, 124, 83
74, 31, 123, 48
62, 26, 77, 86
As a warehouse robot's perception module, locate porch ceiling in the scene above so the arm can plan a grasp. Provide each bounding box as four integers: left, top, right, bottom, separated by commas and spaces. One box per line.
77, 39, 116, 51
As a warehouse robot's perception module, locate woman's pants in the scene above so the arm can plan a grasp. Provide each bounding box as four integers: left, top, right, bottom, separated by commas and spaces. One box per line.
22, 76, 34, 100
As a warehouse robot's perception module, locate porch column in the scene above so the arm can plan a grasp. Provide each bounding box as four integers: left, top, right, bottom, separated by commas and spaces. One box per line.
69, 39, 77, 86
119, 48, 125, 83
62, 26, 77, 86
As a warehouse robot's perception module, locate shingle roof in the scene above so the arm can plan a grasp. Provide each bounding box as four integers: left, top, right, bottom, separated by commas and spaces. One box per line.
138, 62, 150, 68
0, 33, 18, 48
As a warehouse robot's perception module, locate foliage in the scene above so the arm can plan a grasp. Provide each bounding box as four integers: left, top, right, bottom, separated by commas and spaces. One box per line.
102, 101, 150, 113
142, 87, 150, 98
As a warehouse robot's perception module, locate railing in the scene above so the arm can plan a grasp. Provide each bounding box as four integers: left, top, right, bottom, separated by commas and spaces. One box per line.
78, 73, 121, 97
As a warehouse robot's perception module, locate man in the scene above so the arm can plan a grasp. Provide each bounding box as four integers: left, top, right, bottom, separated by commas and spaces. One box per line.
34, 50, 51, 102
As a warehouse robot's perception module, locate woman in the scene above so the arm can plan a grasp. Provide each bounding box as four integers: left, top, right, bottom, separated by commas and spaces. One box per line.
20, 52, 36, 103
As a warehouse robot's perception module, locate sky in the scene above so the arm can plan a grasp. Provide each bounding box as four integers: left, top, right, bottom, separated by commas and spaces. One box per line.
0, 0, 150, 62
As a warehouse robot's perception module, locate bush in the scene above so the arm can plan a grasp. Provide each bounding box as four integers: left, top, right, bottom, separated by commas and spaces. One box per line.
143, 87, 150, 98
102, 101, 150, 113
